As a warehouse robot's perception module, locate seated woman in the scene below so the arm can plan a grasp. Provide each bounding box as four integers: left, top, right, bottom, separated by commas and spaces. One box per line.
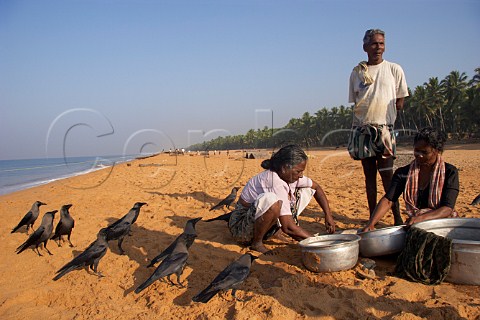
361, 127, 459, 232
228, 144, 336, 253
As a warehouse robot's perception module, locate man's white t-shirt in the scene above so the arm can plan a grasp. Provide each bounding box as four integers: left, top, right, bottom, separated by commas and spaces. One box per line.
349, 60, 409, 126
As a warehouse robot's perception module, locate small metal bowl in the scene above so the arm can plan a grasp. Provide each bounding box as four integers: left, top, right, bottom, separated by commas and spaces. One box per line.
299, 234, 361, 272
358, 225, 407, 257
413, 218, 480, 285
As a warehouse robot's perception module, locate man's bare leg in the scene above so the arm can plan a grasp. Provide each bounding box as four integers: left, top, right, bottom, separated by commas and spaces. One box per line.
378, 155, 403, 225
361, 157, 378, 219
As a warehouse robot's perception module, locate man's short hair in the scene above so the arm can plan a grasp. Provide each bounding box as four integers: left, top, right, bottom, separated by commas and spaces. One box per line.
363, 29, 385, 45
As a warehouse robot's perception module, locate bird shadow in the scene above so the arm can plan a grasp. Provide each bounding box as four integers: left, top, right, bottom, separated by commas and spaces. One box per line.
105, 214, 259, 300
104, 214, 466, 319
171, 242, 296, 307
146, 191, 234, 211
11, 227, 31, 235
101, 215, 205, 297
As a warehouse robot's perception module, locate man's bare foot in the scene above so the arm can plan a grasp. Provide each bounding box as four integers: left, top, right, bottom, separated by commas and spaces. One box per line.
250, 241, 269, 254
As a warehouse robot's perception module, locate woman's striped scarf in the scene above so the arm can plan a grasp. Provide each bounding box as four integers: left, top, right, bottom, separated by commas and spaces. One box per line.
404, 155, 446, 217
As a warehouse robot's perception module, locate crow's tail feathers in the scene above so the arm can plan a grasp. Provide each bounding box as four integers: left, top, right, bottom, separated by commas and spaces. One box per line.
53, 266, 75, 281
134, 276, 156, 294
209, 204, 223, 211
192, 286, 219, 303
205, 212, 232, 222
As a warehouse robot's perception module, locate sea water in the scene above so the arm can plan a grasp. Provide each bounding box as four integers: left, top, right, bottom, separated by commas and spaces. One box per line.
0, 155, 138, 195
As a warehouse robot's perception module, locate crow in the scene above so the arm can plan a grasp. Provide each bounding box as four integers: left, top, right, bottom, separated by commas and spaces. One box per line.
135, 233, 196, 293
147, 217, 201, 267
51, 204, 75, 247
192, 253, 257, 303
210, 187, 239, 211
16, 210, 57, 256
104, 202, 147, 254
11, 201, 47, 234
53, 228, 109, 280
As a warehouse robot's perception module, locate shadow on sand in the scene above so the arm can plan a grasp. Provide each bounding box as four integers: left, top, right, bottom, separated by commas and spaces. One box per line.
91, 211, 467, 319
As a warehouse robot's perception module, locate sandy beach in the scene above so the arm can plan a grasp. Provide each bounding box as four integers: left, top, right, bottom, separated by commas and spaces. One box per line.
1, 145, 479, 320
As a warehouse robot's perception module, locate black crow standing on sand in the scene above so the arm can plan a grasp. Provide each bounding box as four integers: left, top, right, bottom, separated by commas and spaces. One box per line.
104, 202, 147, 254
130, 202, 147, 225
209, 187, 239, 211
51, 204, 75, 247
11, 201, 47, 234
147, 217, 201, 267
135, 233, 196, 293
53, 228, 109, 281
16, 210, 57, 256
192, 253, 257, 303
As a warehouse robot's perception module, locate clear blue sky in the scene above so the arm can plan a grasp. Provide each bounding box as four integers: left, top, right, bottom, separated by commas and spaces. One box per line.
1, 0, 479, 160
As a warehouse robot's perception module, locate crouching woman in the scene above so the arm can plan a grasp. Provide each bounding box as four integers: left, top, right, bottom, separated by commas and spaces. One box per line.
228, 144, 336, 253
361, 127, 459, 232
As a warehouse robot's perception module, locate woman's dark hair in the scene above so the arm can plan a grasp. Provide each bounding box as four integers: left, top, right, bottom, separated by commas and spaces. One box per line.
261, 145, 308, 172
414, 127, 447, 152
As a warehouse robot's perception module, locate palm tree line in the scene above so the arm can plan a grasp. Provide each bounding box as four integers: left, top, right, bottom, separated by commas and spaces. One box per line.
189, 68, 480, 151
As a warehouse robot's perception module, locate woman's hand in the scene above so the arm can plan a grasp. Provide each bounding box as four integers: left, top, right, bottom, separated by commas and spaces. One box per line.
325, 215, 336, 234
359, 224, 375, 233
405, 207, 452, 227
405, 215, 422, 226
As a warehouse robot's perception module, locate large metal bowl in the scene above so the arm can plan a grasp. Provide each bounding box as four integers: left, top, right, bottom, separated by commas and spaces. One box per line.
299, 234, 360, 272
358, 225, 406, 257
412, 218, 480, 285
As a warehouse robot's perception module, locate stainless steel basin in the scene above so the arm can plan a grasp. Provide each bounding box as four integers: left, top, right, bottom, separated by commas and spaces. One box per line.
413, 218, 480, 285
358, 225, 406, 257
299, 234, 360, 272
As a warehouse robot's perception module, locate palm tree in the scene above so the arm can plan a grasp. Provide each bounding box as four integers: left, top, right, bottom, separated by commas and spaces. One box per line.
337, 105, 351, 129
424, 77, 446, 131
399, 87, 416, 132
188, 67, 480, 151
298, 112, 316, 147
244, 129, 256, 149
314, 107, 329, 138
470, 67, 480, 88
461, 85, 480, 133
411, 85, 432, 127
440, 71, 468, 133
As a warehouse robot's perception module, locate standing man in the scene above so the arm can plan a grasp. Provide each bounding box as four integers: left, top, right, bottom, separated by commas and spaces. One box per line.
348, 29, 409, 225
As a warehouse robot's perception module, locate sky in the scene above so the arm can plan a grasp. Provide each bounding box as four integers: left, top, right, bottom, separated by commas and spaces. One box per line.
1, 0, 479, 160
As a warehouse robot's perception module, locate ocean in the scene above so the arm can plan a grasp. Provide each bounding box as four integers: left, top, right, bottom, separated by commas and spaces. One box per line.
0, 155, 140, 196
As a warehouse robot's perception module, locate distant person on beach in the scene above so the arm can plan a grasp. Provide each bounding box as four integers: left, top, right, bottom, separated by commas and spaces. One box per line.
347, 28, 409, 226
360, 127, 459, 232
228, 144, 336, 253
